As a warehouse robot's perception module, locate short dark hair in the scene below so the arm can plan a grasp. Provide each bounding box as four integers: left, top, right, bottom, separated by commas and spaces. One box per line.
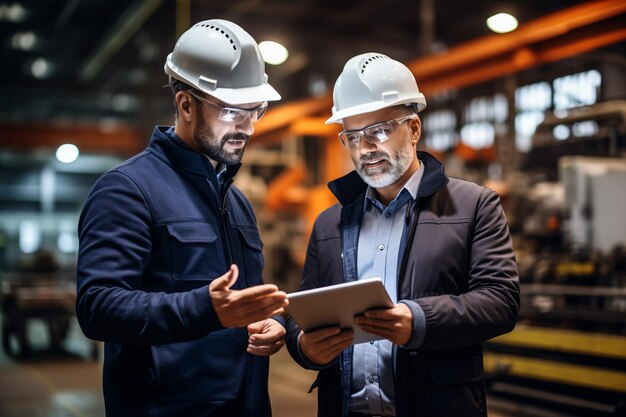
393, 103, 420, 117
406, 103, 420, 115
168, 77, 193, 118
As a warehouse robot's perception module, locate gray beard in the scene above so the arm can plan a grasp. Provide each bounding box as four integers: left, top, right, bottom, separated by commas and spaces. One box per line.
356, 141, 413, 188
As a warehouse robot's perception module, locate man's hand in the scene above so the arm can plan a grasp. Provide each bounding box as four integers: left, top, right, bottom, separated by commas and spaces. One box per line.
353, 303, 412, 345
299, 327, 353, 366
247, 319, 286, 356
209, 265, 288, 328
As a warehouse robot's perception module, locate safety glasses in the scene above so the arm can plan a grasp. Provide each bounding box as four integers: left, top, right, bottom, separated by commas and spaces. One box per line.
338, 114, 417, 148
188, 90, 268, 124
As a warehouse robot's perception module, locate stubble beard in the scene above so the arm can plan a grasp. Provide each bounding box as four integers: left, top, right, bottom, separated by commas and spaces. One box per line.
193, 109, 249, 166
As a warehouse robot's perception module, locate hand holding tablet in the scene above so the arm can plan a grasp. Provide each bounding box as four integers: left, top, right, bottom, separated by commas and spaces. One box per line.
286, 277, 394, 344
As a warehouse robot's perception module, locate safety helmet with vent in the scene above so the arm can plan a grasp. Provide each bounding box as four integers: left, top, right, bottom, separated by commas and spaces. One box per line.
164, 19, 280, 105
325, 53, 426, 124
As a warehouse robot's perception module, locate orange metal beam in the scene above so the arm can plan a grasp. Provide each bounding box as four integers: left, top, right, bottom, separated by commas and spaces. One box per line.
0, 122, 145, 156
418, 21, 626, 95
323, 133, 351, 183
254, 96, 332, 138
407, 0, 626, 79
257, 0, 626, 234
254, 0, 626, 140
288, 117, 339, 137
265, 164, 309, 212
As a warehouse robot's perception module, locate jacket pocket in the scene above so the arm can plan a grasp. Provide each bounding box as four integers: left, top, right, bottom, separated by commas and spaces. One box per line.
427, 347, 483, 386
234, 227, 264, 286
167, 222, 226, 281
237, 226, 263, 251
152, 328, 244, 401
425, 348, 487, 417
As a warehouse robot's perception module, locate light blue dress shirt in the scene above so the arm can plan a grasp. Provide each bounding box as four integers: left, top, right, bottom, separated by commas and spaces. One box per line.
349, 162, 425, 416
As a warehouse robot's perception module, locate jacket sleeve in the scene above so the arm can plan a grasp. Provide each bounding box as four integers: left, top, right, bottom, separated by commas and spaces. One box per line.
285, 221, 334, 371
76, 171, 223, 346
415, 189, 520, 350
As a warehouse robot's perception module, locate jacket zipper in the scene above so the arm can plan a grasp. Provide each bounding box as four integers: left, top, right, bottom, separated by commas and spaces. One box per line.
399, 198, 420, 284
219, 178, 235, 265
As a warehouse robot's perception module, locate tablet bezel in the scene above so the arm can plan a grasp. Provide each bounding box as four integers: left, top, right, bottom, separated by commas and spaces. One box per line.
286, 277, 394, 344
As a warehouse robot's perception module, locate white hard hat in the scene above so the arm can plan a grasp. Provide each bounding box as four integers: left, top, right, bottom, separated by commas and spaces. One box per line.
325, 53, 426, 125
164, 19, 281, 105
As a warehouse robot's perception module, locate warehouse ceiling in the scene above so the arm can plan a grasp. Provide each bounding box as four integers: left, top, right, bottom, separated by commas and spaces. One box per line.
0, 0, 586, 129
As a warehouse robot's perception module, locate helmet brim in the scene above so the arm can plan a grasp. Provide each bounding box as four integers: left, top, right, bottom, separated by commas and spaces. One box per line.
165, 58, 281, 105
325, 97, 426, 125
201, 83, 281, 105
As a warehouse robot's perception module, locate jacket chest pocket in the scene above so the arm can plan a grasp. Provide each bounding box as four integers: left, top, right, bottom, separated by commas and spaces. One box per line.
167, 222, 226, 281
232, 226, 264, 287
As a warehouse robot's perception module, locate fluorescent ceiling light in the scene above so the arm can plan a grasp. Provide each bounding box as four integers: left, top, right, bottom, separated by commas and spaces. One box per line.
259, 40, 289, 65
19, 220, 40, 254
56, 143, 80, 163
31, 57, 51, 79
0, 3, 27, 22
486, 13, 518, 34
11, 31, 36, 50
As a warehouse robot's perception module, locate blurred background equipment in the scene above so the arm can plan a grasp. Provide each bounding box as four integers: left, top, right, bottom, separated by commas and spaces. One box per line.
1, 1, 626, 416
561, 155, 626, 253
0, 249, 99, 359
484, 111, 626, 416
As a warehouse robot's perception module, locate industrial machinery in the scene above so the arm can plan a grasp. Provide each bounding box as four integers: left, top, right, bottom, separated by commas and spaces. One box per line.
1, 271, 75, 357
484, 103, 626, 416
0, 250, 99, 360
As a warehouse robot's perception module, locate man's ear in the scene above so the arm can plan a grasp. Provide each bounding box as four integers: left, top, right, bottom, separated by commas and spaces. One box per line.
176, 91, 193, 122
410, 116, 422, 145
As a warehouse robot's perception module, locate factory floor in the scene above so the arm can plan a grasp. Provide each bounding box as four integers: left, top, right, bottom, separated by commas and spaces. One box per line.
0, 316, 533, 417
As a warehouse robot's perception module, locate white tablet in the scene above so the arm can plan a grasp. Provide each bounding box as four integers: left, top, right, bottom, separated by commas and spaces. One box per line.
286, 277, 394, 344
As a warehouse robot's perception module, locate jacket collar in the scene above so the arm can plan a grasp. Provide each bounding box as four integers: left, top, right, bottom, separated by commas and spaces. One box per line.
328, 151, 449, 207
148, 125, 241, 183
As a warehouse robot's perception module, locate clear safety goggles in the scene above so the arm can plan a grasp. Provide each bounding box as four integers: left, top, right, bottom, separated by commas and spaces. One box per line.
338, 114, 417, 148
188, 90, 268, 124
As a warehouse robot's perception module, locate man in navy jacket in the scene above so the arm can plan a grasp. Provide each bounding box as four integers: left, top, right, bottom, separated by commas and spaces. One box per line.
286, 53, 519, 417
77, 20, 287, 417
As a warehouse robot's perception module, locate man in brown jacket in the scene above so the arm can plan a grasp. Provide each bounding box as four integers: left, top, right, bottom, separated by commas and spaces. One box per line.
286, 53, 519, 417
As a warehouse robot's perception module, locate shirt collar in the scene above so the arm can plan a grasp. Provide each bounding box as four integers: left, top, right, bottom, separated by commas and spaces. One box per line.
363, 160, 425, 213
215, 164, 228, 185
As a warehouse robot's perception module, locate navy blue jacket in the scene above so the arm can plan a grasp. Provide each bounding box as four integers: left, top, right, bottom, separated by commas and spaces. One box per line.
286, 152, 519, 417
77, 126, 277, 417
